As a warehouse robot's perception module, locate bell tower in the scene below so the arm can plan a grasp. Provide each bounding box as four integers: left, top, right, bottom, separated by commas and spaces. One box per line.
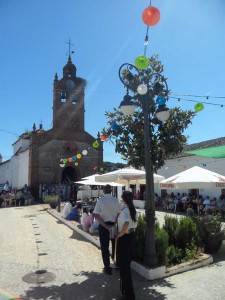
53, 41, 86, 131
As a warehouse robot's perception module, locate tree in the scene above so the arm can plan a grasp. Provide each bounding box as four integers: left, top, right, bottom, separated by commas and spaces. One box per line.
102, 55, 195, 172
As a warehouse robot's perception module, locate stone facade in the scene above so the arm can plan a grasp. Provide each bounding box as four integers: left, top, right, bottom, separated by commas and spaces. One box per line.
0, 54, 103, 199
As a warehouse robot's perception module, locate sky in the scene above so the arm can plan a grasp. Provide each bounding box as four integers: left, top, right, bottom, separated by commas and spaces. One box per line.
0, 0, 225, 164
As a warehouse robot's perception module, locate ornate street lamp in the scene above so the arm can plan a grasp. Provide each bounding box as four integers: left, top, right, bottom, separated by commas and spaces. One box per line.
118, 62, 170, 267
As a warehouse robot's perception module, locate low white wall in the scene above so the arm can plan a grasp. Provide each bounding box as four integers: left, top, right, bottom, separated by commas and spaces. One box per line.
133, 200, 145, 209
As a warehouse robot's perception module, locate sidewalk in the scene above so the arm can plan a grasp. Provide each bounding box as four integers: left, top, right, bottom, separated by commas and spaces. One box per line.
47, 207, 213, 280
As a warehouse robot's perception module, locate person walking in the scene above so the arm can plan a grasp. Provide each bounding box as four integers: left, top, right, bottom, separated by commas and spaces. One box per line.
116, 191, 137, 300
93, 184, 121, 275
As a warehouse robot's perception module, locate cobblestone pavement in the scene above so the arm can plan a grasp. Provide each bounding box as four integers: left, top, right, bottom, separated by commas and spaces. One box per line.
0, 204, 225, 300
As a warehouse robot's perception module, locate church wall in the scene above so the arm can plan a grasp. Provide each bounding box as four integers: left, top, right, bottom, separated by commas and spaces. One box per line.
12, 138, 30, 155
0, 160, 10, 184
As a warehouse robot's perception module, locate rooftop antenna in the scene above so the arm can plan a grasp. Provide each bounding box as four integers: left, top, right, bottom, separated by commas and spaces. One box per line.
66, 38, 74, 59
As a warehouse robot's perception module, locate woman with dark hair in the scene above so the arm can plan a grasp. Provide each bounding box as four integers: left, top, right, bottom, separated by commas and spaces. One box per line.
116, 191, 137, 300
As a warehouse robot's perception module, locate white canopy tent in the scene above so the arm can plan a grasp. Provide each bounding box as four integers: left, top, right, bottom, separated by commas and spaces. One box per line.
95, 168, 165, 185
159, 166, 225, 190
75, 179, 124, 187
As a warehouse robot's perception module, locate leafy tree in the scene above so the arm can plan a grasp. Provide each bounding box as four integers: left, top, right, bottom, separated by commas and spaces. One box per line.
103, 161, 127, 173
102, 55, 195, 171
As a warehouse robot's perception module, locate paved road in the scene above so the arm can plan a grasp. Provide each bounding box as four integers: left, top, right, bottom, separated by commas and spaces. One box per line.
1, 204, 225, 300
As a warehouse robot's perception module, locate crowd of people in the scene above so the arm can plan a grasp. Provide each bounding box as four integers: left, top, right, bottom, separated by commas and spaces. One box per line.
158, 192, 225, 217
0, 181, 33, 208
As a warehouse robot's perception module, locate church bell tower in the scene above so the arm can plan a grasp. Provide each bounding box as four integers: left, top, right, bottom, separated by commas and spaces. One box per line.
53, 46, 86, 131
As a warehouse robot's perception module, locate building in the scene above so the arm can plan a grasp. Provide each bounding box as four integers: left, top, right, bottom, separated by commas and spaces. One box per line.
0, 53, 103, 199
155, 137, 225, 199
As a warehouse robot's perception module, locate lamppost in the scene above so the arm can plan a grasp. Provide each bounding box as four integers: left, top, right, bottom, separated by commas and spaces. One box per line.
118, 62, 170, 267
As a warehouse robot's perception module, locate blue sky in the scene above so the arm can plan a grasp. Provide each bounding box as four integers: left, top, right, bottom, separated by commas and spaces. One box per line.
0, 0, 225, 163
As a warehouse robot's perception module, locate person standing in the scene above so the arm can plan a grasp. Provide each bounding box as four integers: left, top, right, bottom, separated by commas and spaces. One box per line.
93, 184, 121, 275
116, 191, 137, 300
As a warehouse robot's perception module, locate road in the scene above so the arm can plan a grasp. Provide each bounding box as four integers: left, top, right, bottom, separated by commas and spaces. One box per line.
1, 204, 225, 300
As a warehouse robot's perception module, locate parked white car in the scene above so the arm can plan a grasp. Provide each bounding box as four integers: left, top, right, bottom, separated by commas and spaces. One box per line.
77, 185, 103, 201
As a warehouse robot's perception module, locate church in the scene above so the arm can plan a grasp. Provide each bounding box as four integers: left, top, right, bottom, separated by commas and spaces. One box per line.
0, 52, 103, 199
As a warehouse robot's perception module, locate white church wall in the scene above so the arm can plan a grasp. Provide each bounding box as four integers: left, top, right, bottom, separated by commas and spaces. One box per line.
0, 160, 10, 185
10, 150, 29, 188
13, 138, 30, 155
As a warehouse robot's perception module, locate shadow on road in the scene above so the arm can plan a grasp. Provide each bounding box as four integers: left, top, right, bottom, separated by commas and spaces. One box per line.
22, 270, 173, 300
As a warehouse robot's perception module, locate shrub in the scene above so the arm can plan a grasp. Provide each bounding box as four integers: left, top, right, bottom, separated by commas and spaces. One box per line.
43, 195, 58, 204
43, 195, 58, 209
133, 214, 202, 267
133, 214, 146, 262
166, 245, 182, 267
176, 217, 201, 251
155, 221, 169, 265
163, 215, 179, 245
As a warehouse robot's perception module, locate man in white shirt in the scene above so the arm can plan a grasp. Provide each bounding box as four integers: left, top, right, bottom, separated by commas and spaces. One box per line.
94, 184, 121, 275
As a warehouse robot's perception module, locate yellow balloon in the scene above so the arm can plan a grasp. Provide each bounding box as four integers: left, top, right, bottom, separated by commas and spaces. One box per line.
76, 154, 82, 159
75, 162, 78, 166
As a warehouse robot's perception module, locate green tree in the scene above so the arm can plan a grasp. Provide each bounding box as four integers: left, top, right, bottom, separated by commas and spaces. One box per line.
102, 55, 195, 171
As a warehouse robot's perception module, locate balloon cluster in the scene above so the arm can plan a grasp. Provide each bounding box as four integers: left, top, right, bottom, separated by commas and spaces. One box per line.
59, 150, 88, 168
136, 5, 205, 113
93, 166, 104, 172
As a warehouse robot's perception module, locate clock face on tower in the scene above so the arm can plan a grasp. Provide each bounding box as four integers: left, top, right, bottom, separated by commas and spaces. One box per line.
66, 79, 75, 90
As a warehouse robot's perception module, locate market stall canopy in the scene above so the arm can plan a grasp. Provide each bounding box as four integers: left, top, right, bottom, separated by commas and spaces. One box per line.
95, 168, 165, 185
75, 179, 124, 187
159, 166, 225, 189
186, 145, 225, 158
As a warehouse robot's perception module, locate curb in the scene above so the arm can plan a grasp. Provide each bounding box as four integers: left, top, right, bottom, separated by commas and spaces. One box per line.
47, 208, 213, 280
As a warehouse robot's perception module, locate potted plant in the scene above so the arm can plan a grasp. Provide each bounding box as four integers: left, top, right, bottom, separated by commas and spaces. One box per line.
196, 213, 225, 254
43, 195, 58, 209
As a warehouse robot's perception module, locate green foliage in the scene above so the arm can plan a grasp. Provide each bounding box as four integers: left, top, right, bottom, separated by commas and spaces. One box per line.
102, 54, 195, 170
155, 221, 169, 265
43, 195, 58, 204
166, 245, 183, 267
133, 214, 146, 262
176, 217, 201, 250
163, 215, 179, 245
195, 214, 225, 245
103, 161, 127, 173
133, 213, 203, 267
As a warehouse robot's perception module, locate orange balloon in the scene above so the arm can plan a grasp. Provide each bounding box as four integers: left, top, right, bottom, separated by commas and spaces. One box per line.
142, 6, 160, 26
101, 134, 107, 141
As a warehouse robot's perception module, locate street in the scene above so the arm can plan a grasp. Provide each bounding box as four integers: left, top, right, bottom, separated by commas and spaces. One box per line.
1, 204, 225, 300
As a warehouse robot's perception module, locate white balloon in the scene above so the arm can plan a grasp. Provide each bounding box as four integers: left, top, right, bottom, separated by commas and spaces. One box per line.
137, 84, 148, 95
82, 150, 88, 155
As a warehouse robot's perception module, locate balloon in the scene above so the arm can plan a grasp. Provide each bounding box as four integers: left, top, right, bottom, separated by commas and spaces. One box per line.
194, 103, 204, 112
63, 158, 67, 164
93, 166, 97, 171
76, 154, 82, 159
137, 84, 148, 95
111, 123, 119, 131
142, 6, 160, 26
100, 134, 107, 141
134, 55, 149, 69
59, 159, 65, 168
68, 157, 72, 162
72, 156, 76, 162
93, 140, 99, 148
75, 162, 78, 166
156, 96, 166, 105
100, 167, 104, 171
82, 150, 88, 155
